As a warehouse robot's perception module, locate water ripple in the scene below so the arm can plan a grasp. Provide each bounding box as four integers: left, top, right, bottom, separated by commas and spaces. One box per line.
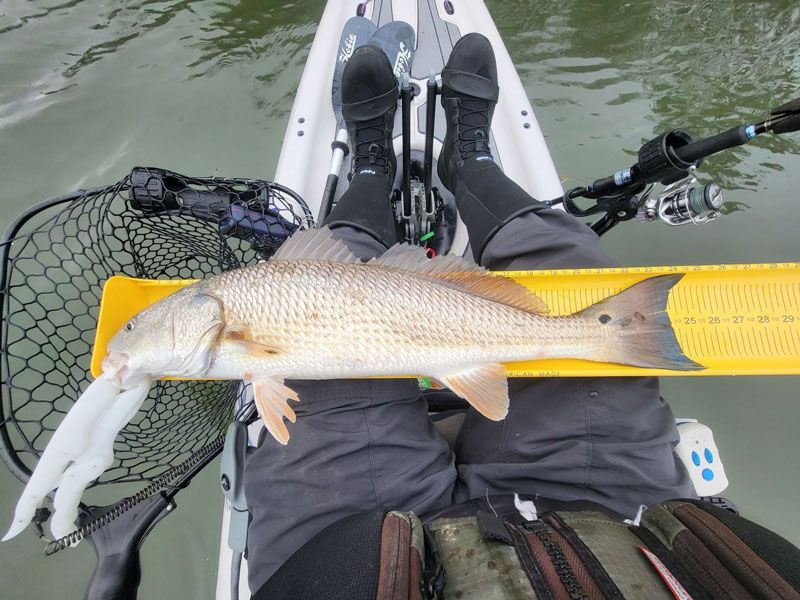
494, 0, 800, 188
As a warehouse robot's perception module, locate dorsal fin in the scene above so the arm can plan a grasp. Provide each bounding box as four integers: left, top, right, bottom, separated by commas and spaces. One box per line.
372, 244, 547, 314
437, 272, 548, 314
272, 227, 361, 263
371, 244, 483, 274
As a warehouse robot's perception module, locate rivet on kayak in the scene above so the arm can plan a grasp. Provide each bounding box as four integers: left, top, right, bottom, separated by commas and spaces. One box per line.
221, 474, 231, 492
298, 117, 305, 124
521, 110, 528, 116
298, 130, 305, 137
523, 122, 531, 129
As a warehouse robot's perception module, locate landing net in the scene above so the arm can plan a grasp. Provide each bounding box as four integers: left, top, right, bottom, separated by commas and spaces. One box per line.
0, 167, 311, 497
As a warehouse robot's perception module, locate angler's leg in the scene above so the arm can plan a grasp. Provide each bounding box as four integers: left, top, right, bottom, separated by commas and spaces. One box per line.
435, 32, 694, 516
451, 165, 697, 517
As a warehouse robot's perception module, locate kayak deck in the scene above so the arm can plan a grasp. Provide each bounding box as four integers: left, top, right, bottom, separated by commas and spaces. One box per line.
92, 263, 800, 379
273, 0, 563, 256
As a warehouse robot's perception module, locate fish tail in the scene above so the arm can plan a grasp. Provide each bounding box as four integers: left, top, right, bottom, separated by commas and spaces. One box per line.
578, 274, 703, 370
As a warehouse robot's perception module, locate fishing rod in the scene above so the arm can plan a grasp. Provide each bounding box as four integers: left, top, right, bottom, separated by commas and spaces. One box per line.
549, 96, 800, 235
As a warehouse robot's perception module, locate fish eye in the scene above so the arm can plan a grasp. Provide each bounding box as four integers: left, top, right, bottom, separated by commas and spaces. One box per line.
125, 321, 134, 332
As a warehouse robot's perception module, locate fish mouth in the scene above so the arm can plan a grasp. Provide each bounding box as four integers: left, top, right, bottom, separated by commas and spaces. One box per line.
102, 351, 135, 387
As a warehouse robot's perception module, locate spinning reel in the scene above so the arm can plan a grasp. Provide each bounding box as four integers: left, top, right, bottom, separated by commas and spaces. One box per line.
548, 96, 799, 236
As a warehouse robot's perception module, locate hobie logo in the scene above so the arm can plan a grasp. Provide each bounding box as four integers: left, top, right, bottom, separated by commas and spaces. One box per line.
339, 34, 357, 63
393, 41, 412, 76
359, 169, 377, 175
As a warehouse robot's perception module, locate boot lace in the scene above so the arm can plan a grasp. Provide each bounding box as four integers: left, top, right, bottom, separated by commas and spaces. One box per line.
353, 114, 392, 174
457, 98, 492, 159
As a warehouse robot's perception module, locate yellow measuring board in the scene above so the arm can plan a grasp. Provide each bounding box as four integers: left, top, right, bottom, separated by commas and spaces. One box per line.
91, 263, 800, 379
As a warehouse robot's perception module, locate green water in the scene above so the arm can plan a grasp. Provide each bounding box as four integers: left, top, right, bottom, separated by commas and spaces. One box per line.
1, 1, 799, 597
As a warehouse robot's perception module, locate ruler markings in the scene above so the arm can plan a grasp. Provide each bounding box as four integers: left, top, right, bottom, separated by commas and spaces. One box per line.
769, 329, 777, 359
709, 328, 720, 358
723, 326, 735, 357
699, 283, 708, 318
755, 330, 766, 357
673, 286, 684, 314
698, 329, 708, 359
758, 329, 768, 358
741, 328, 752, 356
697, 329, 708, 359
747, 328, 758, 357
713, 284, 723, 316
689, 327, 700, 356
690, 285, 700, 318
508, 265, 800, 374
766, 282, 775, 312
780, 329, 793, 356
693, 328, 704, 357
733, 329, 744, 357
755, 283, 765, 314
714, 323, 726, 357
764, 329, 781, 357
769, 329, 780, 357
744, 284, 753, 313
780, 282, 790, 313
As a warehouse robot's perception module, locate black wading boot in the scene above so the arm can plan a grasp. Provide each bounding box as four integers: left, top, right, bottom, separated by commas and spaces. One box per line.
325, 44, 400, 247
439, 33, 546, 263
437, 33, 499, 192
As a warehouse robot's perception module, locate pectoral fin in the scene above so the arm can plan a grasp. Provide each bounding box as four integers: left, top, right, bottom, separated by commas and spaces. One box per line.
251, 376, 300, 445
437, 364, 509, 421
225, 331, 281, 357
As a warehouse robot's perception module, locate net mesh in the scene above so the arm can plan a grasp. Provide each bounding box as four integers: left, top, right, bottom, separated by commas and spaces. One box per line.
0, 167, 312, 488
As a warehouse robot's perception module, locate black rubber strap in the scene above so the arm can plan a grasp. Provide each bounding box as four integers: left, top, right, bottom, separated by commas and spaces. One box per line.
331, 140, 349, 155
441, 68, 499, 102
342, 86, 398, 122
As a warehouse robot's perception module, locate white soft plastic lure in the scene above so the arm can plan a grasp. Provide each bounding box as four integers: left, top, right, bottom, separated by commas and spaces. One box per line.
4, 227, 700, 541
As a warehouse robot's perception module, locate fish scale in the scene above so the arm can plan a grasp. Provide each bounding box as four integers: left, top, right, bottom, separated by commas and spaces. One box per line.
207, 260, 551, 378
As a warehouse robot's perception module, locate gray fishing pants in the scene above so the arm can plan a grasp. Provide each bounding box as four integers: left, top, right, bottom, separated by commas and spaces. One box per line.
244, 189, 695, 591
